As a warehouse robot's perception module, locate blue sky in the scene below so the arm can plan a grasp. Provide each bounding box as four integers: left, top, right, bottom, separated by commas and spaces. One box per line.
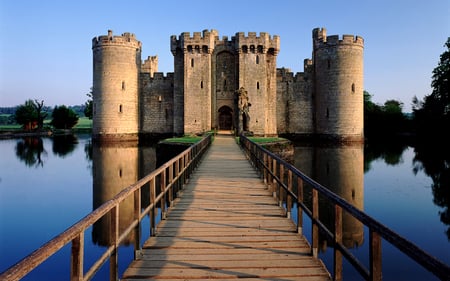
0, 0, 449, 112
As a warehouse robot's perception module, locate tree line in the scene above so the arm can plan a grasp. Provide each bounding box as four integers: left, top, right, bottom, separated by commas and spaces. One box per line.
364, 37, 449, 142
15, 100, 82, 130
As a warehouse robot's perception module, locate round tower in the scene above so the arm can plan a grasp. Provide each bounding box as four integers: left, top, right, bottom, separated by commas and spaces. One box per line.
312, 28, 364, 142
92, 30, 142, 142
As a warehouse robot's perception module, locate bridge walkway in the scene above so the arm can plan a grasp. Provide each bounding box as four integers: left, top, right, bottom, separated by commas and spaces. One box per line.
121, 135, 331, 280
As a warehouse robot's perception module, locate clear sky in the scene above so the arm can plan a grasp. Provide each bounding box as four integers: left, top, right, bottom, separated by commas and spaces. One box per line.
0, 0, 449, 112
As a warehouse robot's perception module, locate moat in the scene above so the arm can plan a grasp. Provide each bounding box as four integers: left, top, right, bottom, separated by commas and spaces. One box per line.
0, 134, 448, 280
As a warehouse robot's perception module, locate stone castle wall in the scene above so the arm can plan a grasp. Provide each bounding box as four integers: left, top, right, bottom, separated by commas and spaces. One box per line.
276, 60, 314, 136
313, 28, 364, 141
92, 30, 141, 141
140, 72, 174, 135
92, 28, 364, 141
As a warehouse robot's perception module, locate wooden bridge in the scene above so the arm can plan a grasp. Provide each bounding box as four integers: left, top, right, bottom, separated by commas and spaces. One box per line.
1, 133, 449, 281
121, 134, 331, 280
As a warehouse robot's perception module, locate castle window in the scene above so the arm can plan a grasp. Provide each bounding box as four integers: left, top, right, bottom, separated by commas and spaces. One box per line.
201, 81, 203, 89
242, 46, 248, 53
119, 169, 122, 178
223, 79, 227, 90
119, 104, 123, 113
256, 55, 259, 64
257, 45, 263, 53
202, 45, 208, 53
191, 58, 194, 67
250, 45, 255, 53
351, 83, 355, 93
257, 81, 260, 90
187, 45, 193, 53
122, 81, 126, 90
327, 59, 331, 69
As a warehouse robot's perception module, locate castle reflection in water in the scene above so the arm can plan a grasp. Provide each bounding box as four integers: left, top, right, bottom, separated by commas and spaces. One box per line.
294, 143, 364, 250
91, 140, 364, 251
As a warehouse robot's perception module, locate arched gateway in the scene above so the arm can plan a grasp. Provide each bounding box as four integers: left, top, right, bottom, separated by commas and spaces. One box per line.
218, 106, 233, 130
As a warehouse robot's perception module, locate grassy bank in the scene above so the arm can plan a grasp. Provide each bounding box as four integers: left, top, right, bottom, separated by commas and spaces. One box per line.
159, 135, 203, 145
0, 117, 92, 135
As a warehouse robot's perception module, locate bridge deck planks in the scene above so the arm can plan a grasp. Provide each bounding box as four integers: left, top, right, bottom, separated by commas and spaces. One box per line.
122, 135, 331, 280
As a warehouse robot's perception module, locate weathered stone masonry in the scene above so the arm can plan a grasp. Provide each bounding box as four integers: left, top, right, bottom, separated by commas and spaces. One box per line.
92, 27, 364, 142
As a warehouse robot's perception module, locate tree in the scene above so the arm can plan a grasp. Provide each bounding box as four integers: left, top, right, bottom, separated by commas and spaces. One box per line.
15, 100, 38, 130
413, 37, 450, 138
430, 37, 450, 116
84, 88, 93, 119
33, 99, 47, 130
14, 99, 49, 130
363, 91, 410, 136
51, 105, 79, 129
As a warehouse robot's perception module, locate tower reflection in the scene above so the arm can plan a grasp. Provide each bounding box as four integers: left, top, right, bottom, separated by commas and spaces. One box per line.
294, 142, 364, 250
92, 141, 156, 246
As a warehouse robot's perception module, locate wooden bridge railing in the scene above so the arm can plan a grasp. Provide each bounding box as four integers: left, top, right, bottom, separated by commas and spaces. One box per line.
0, 134, 212, 281
239, 135, 450, 281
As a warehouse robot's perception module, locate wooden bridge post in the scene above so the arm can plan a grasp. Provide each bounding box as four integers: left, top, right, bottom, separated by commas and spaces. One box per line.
70, 233, 84, 281
181, 155, 185, 185
174, 160, 180, 196
133, 189, 141, 259
149, 179, 156, 236
334, 205, 343, 281
272, 160, 277, 198
168, 166, 174, 207
109, 205, 119, 281
312, 189, 319, 258
263, 153, 268, 184
370, 229, 382, 281
267, 155, 272, 191
287, 170, 293, 219
161, 171, 167, 220
279, 164, 285, 208
271, 158, 276, 194
297, 177, 304, 235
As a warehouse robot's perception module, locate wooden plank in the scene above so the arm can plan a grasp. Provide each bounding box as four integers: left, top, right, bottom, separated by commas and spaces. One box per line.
121, 135, 330, 280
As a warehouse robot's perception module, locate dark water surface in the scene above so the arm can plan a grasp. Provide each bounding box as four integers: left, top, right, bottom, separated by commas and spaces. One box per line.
0, 134, 448, 280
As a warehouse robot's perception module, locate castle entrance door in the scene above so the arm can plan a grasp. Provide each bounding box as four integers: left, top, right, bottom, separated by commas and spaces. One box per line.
218, 106, 233, 130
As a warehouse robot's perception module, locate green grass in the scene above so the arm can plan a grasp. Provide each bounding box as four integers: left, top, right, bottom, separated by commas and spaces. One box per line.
74, 117, 92, 129
0, 124, 21, 130
161, 135, 203, 144
247, 137, 288, 143
0, 117, 92, 132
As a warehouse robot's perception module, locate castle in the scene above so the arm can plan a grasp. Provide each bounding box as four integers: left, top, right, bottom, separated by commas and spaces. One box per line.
91, 28, 364, 142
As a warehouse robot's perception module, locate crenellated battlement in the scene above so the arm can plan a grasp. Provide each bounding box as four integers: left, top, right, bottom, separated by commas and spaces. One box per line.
142, 56, 158, 76
277, 68, 309, 82
150, 72, 174, 81
92, 30, 142, 49
170, 29, 218, 54
142, 56, 158, 66
313, 27, 363, 49
235, 32, 280, 54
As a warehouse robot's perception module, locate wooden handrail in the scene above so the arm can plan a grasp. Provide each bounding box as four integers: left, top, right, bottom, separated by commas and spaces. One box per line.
0, 134, 212, 281
239, 135, 450, 281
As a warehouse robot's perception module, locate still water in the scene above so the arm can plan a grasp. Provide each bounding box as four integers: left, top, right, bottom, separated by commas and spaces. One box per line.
0, 134, 448, 280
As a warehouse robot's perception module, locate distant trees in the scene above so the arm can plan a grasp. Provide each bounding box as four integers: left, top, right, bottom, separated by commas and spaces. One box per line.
50, 105, 79, 129
14, 99, 48, 130
412, 37, 450, 139
364, 91, 409, 137
14, 100, 80, 130
84, 88, 93, 119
